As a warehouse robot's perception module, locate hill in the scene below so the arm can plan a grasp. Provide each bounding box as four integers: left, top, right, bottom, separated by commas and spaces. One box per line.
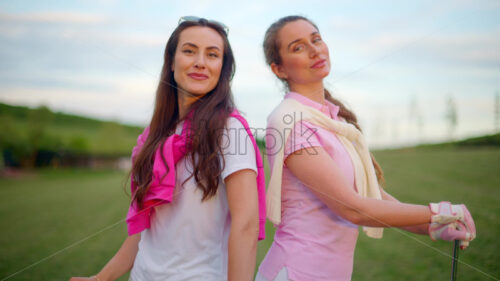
1, 102, 498, 168
0, 103, 144, 167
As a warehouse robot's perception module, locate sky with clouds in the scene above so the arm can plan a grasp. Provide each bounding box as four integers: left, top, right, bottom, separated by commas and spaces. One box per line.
0, 0, 499, 148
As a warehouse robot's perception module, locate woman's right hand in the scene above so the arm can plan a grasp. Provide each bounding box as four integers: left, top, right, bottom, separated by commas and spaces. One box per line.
428, 201, 476, 249
68, 232, 141, 281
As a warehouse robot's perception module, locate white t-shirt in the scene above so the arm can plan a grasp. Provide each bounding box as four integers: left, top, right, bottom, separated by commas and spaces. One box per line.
129, 117, 257, 281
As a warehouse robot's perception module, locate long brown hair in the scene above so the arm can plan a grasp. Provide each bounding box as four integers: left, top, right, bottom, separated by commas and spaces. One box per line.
263, 15, 385, 186
131, 18, 236, 209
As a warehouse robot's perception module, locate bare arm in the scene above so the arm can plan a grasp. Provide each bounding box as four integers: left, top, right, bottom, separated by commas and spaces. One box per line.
380, 189, 429, 235
225, 169, 259, 281
70, 232, 141, 281
285, 147, 432, 227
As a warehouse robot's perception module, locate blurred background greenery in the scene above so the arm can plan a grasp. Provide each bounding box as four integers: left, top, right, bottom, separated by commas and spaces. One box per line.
0, 103, 142, 170
0, 103, 499, 280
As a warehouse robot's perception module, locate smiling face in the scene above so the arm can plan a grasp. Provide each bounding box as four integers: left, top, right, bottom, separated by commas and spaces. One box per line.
172, 26, 224, 97
272, 19, 330, 88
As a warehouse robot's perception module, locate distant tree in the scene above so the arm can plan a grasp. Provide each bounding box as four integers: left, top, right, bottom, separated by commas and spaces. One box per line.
95, 121, 127, 155
495, 92, 499, 132
0, 115, 28, 167
68, 135, 90, 154
409, 95, 424, 142
445, 95, 458, 140
392, 118, 399, 142
372, 113, 385, 142
25, 105, 54, 167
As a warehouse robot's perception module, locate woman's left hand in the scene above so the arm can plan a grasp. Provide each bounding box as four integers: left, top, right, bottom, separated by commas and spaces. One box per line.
428, 201, 476, 249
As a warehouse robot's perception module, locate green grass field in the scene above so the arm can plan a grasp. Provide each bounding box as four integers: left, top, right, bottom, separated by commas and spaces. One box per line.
0, 147, 499, 280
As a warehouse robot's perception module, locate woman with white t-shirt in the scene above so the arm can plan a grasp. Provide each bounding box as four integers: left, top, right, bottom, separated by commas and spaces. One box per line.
70, 17, 266, 281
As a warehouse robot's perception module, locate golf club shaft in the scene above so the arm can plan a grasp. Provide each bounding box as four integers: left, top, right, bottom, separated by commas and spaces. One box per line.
451, 240, 459, 281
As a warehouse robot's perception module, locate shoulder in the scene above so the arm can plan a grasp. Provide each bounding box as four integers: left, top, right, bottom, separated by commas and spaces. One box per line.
226, 109, 255, 131
266, 98, 303, 128
226, 115, 247, 130
222, 116, 255, 149
220, 116, 258, 179
267, 99, 288, 125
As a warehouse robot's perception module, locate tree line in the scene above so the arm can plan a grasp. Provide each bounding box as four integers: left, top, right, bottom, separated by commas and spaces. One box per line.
0, 103, 142, 169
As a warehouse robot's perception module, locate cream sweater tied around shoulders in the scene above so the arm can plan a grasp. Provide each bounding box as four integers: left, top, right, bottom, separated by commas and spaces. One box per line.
266, 98, 384, 239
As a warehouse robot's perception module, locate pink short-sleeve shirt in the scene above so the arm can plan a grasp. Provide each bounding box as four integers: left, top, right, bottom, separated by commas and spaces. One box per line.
259, 92, 359, 281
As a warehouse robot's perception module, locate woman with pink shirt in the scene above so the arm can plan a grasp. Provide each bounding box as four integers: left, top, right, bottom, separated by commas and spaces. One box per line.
256, 15, 476, 281
70, 17, 266, 281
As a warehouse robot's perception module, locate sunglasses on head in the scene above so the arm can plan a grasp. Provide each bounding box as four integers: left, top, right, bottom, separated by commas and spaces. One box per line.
178, 16, 229, 35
